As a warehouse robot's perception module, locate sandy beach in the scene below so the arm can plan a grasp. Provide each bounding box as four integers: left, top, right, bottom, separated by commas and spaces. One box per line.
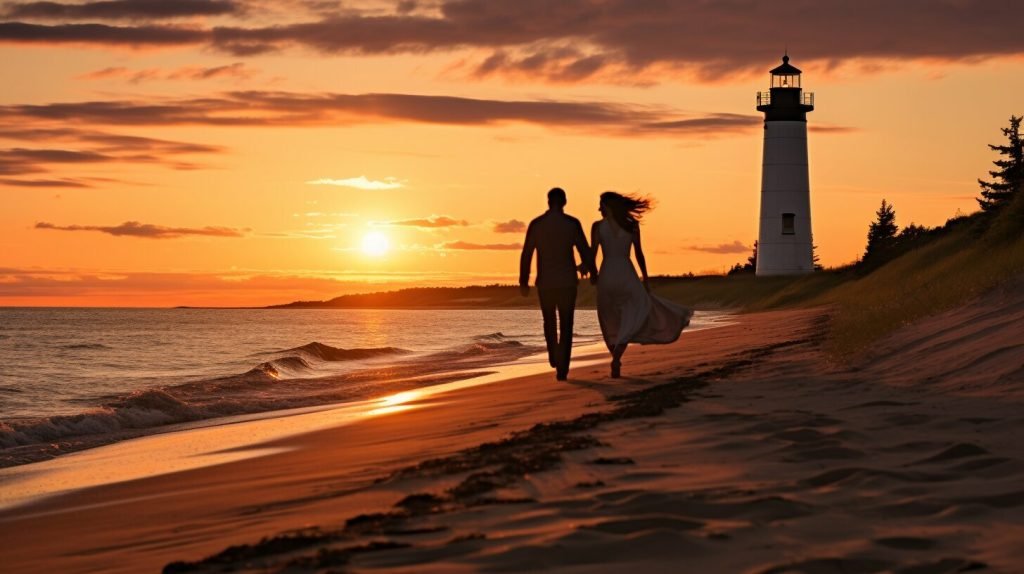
1, 288, 1023, 573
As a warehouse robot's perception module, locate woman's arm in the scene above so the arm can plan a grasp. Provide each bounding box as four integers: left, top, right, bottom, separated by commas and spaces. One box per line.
632, 225, 650, 290
589, 221, 602, 283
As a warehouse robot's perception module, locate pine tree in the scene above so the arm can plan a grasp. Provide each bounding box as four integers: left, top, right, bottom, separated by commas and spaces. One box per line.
727, 240, 757, 275
865, 199, 898, 261
978, 115, 1023, 212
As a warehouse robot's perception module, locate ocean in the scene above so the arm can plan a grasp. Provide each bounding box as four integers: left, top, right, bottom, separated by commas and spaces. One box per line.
0, 307, 719, 468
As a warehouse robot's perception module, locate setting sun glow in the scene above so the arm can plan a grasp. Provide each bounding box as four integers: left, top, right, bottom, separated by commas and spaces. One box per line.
361, 232, 390, 257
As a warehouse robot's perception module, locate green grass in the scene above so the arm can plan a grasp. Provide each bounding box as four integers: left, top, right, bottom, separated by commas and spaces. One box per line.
633, 272, 845, 311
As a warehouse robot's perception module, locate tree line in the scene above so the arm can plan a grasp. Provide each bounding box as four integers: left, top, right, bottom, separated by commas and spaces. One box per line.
862, 115, 1022, 268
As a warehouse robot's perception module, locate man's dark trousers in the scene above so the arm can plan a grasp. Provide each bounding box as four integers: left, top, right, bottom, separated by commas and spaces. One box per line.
538, 285, 576, 376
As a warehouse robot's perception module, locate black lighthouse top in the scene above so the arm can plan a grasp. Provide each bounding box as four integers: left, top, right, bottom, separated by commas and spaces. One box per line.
757, 54, 814, 121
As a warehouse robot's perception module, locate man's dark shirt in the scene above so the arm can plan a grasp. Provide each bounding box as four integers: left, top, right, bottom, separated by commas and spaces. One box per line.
520, 210, 595, 289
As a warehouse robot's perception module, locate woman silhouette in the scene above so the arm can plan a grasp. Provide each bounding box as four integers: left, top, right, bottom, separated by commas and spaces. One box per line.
590, 191, 693, 378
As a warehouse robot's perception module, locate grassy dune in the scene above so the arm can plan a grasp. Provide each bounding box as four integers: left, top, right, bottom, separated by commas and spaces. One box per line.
818, 228, 1024, 357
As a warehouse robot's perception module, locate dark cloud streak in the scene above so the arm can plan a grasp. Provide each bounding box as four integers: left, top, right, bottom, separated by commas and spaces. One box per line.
81, 62, 255, 83
642, 113, 760, 134
0, 91, 755, 137
0, 177, 90, 188
35, 220, 246, 238
5, 0, 241, 21
0, 21, 206, 46
0, 128, 222, 187
685, 240, 750, 255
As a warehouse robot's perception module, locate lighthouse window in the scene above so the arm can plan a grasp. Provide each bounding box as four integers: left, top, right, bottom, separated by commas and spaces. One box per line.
781, 213, 796, 235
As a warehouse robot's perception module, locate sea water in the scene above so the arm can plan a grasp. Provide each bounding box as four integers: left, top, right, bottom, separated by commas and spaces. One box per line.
0, 307, 720, 467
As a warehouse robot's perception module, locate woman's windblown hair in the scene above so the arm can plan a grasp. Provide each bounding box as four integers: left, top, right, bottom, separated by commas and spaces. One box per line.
601, 191, 653, 231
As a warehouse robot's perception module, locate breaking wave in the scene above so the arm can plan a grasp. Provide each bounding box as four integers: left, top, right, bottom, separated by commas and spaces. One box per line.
0, 336, 542, 464
279, 342, 409, 362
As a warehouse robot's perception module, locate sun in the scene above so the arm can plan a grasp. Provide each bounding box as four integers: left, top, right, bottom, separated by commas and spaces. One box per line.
361, 231, 390, 257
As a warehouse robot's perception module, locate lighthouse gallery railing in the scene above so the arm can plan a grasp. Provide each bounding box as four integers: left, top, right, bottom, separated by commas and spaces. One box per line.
756, 92, 815, 107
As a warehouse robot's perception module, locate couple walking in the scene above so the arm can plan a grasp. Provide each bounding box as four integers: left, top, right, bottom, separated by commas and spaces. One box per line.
519, 187, 693, 380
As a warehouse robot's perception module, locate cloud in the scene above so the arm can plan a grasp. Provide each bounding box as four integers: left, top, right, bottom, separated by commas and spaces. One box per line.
0, 91, 763, 140
0, 128, 222, 186
306, 175, 403, 190
492, 219, 525, 233
469, 47, 633, 85
209, 1, 1024, 77
3, 1, 1024, 81
1, 147, 110, 163
0, 146, 112, 176
388, 215, 468, 228
0, 91, 653, 128
642, 113, 761, 134
0, 177, 90, 188
80, 62, 256, 83
35, 220, 246, 238
395, 1, 418, 15
0, 127, 222, 153
0, 21, 209, 46
441, 240, 521, 250
4, 0, 241, 20
684, 240, 750, 254
809, 124, 859, 134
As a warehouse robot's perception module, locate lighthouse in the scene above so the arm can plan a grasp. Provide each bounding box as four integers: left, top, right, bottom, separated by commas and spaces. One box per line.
755, 54, 815, 276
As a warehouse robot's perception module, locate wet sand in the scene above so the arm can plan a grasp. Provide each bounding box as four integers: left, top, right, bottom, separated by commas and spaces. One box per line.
2, 290, 1023, 573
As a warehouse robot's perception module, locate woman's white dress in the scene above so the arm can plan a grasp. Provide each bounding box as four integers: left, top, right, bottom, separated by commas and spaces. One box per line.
596, 219, 693, 351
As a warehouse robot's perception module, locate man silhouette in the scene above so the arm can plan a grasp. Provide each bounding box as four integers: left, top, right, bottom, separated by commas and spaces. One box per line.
520, 187, 597, 381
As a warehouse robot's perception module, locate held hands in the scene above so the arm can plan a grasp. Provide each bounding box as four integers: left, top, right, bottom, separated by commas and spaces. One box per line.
520, 284, 530, 298
643, 278, 651, 293
578, 263, 599, 285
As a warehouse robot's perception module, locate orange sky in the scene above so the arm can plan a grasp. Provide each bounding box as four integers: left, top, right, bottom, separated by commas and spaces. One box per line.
2, 1, 1023, 307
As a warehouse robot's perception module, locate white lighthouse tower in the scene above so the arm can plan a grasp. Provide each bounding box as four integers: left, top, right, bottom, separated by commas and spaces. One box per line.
755, 54, 815, 276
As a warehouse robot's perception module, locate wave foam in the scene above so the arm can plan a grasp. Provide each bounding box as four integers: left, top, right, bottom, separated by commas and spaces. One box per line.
0, 389, 203, 449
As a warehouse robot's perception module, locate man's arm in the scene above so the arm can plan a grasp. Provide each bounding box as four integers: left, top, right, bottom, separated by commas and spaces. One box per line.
519, 221, 537, 296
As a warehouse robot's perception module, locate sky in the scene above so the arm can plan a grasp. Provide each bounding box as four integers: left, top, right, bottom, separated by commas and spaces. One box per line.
2, 0, 1024, 307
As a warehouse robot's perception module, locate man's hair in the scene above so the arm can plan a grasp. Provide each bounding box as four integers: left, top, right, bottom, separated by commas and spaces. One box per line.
547, 187, 567, 207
